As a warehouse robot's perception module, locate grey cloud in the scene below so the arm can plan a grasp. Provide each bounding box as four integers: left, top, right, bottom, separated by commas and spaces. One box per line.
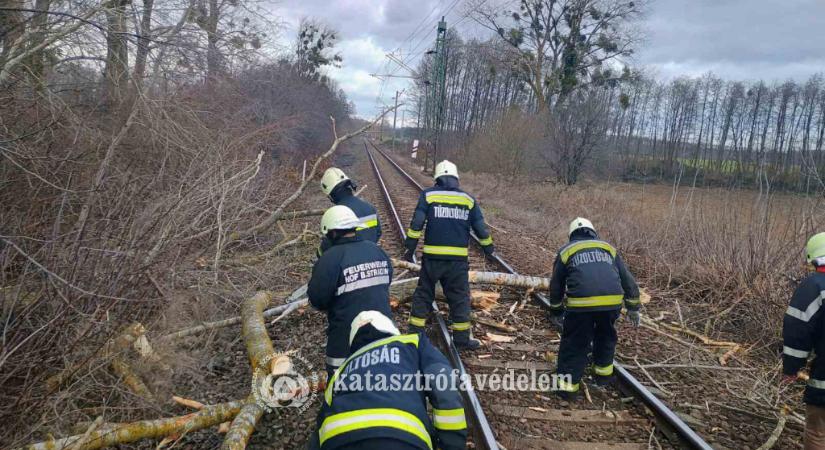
640, 0, 825, 78
273, 0, 825, 117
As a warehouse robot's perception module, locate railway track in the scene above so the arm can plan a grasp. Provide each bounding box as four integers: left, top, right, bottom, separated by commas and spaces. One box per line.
360, 140, 714, 450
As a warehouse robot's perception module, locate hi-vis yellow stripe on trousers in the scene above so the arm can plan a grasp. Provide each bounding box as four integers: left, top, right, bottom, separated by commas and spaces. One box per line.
423, 245, 468, 257
566, 295, 624, 308
593, 363, 614, 376
318, 408, 432, 449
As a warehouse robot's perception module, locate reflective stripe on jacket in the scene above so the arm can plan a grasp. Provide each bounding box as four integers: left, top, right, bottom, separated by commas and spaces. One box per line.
319, 334, 467, 450
783, 271, 825, 406
549, 236, 640, 313
405, 177, 492, 261
318, 192, 382, 257
308, 236, 393, 364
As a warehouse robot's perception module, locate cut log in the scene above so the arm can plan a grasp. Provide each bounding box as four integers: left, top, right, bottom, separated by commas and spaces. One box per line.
18, 400, 244, 450
393, 259, 550, 290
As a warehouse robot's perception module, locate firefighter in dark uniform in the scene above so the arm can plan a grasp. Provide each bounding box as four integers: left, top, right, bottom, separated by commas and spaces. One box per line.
404, 160, 494, 350
318, 167, 382, 256
549, 217, 640, 399
782, 232, 825, 449
315, 310, 467, 450
309, 205, 393, 377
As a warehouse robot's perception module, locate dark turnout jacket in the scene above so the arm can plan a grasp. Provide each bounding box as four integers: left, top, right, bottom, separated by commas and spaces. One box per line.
318, 185, 382, 256
549, 232, 640, 314
783, 270, 825, 406
308, 236, 393, 367
404, 176, 492, 260
318, 333, 467, 450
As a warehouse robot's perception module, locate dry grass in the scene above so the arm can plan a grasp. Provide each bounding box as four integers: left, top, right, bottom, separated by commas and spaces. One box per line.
459, 172, 825, 348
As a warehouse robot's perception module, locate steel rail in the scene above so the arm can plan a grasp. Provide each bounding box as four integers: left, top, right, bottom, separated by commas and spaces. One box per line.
364, 141, 500, 450
368, 140, 715, 450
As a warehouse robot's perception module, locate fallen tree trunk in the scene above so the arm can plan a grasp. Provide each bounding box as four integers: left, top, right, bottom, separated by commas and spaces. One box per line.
221, 397, 264, 450
240, 291, 276, 371
392, 259, 551, 290
221, 291, 280, 449
18, 400, 244, 450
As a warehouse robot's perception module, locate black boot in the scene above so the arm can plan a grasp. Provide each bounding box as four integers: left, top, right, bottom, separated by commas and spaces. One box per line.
593, 374, 614, 388
553, 389, 579, 401
453, 330, 480, 350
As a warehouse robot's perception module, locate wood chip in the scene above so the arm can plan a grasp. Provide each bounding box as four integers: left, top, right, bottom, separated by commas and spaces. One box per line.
485, 332, 515, 343
471, 290, 501, 311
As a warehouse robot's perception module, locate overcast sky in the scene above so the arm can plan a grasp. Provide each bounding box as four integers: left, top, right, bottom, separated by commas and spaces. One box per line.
273, 0, 825, 119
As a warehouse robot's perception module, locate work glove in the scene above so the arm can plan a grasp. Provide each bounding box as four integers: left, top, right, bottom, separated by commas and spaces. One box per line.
403, 248, 415, 263
483, 244, 496, 261
627, 310, 641, 327
550, 314, 564, 330
779, 374, 798, 387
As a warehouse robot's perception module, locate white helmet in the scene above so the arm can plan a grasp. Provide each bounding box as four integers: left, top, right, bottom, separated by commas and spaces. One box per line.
320, 205, 360, 235
434, 160, 459, 180
320, 168, 350, 196
569, 217, 595, 237
349, 310, 400, 346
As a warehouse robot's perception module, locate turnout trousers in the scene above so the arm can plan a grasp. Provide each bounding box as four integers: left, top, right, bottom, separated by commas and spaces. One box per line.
409, 258, 471, 336
807, 404, 825, 450
555, 310, 620, 392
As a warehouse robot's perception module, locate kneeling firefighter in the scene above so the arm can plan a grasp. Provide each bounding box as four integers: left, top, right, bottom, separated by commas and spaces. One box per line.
317, 167, 382, 256
308, 206, 393, 377
405, 160, 494, 350
312, 311, 467, 450
549, 218, 641, 399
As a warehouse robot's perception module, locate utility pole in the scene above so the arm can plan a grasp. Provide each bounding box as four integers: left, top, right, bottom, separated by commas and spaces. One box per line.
428, 17, 448, 172
392, 90, 401, 152
401, 109, 406, 147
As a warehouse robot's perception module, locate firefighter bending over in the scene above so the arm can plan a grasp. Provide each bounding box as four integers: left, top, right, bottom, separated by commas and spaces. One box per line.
308, 205, 393, 377
317, 167, 382, 256
549, 217, 640, 400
